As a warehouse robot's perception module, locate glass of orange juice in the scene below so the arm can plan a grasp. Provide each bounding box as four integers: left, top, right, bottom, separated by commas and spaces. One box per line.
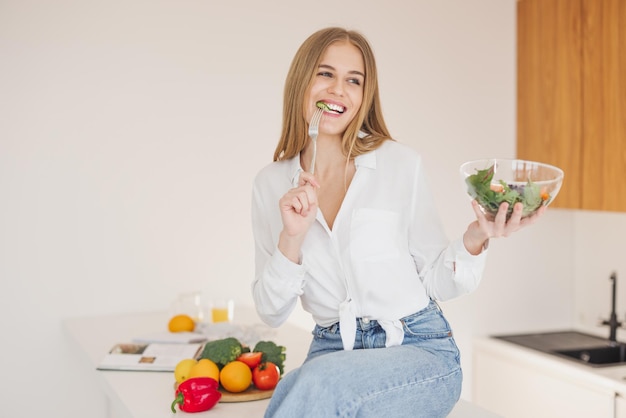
210, 299, 234, 323
171, 291, 204, 324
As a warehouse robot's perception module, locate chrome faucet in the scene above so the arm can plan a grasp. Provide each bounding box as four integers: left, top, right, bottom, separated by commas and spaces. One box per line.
601, 272, 621, 342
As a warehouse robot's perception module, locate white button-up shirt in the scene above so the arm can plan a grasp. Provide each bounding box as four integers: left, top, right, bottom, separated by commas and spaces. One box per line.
251, 140, 487, 350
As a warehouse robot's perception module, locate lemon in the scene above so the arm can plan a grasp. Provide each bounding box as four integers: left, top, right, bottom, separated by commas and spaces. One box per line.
168, 314, 195, 332
174, 358, 198, 384
188, 358, 220, 382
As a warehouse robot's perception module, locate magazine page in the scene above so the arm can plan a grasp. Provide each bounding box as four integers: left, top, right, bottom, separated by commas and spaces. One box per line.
97, 342, 204, 372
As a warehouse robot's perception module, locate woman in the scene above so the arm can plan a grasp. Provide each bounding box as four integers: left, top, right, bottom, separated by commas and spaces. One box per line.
251, 27, 542, 418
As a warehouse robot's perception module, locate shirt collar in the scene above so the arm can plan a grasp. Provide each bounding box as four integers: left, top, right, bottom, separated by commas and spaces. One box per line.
355, 149, 376, 169
288, 156, 303, 187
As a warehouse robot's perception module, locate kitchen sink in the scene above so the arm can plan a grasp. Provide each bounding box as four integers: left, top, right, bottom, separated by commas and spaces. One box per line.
555, 344, 626, 365
494, 330, 626, 368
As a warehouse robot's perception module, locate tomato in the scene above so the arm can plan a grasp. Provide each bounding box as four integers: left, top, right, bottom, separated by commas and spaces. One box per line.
252, 362, 280, 391
237, 352, 263, 369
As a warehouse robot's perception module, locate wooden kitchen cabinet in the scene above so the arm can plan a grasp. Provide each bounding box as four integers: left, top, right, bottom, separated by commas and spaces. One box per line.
517, 0, 626, 211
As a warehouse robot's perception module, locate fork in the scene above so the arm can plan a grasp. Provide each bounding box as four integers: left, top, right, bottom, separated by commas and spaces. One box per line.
308, 107, 324, 174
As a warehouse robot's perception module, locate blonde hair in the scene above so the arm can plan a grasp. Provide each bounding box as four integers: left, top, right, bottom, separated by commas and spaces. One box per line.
273, 27, 392, 162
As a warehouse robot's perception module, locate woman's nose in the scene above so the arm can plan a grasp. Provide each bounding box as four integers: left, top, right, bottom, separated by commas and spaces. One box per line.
327, 79, 344, 96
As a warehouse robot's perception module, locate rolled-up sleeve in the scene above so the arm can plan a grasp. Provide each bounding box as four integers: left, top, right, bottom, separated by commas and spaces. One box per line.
251, 173, 306, 327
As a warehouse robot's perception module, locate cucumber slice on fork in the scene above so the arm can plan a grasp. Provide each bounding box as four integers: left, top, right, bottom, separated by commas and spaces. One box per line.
316, 101, 331, 112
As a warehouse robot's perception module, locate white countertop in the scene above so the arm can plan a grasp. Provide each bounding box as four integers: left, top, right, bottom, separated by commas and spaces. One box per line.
64, 306, 308, 418
474, 333, 626, 397
64, 306, 501, 418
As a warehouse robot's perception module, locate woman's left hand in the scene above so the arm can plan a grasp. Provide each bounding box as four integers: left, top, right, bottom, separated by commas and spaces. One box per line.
463, 200, 546, 255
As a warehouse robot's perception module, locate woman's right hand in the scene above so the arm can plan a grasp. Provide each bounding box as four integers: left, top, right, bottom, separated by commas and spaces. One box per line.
277, 171, 320, 263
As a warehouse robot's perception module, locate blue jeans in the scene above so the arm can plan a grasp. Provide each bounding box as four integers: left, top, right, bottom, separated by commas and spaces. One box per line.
264, 300, 462, 418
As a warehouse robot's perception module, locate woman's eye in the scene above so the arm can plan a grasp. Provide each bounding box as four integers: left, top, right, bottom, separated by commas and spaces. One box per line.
348, 78, 362, 86
318, 71, 333, 78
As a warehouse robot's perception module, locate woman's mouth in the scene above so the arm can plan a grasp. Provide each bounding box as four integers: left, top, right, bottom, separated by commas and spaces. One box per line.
316, 101, 345, 114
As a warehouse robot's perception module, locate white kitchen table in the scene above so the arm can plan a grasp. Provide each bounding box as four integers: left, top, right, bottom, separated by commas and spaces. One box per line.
64, 307, 499, 418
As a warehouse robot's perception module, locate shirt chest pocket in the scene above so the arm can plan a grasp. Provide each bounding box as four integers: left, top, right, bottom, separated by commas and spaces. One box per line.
350, 209, 401, 262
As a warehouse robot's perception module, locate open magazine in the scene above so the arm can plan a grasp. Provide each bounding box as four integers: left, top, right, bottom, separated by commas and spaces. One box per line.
97, 341, 205, 372
96, 323, 277, 372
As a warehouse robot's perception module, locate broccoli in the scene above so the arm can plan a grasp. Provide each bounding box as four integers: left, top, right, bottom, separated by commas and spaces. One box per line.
199, 337, 243, 369
253, 340, 287, 376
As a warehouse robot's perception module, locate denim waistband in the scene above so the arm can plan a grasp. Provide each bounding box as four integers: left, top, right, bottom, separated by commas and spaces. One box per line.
357, 316, 379, 331
320, 300, 439, 335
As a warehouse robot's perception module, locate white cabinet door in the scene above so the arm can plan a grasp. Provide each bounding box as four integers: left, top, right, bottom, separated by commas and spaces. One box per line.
473, 349, 614, 418
615, 395, 626, 418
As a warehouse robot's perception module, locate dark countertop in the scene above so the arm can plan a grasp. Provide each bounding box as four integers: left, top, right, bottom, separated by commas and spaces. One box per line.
494, 330, 613, 352
493, 330, 626, 368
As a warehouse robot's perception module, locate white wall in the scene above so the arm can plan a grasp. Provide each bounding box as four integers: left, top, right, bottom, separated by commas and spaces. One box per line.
1, 0, 624, 416
574, 211, 626, 340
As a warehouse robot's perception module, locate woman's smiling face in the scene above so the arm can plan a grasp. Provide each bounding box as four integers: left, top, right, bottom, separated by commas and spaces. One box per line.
305, 40, 365, 138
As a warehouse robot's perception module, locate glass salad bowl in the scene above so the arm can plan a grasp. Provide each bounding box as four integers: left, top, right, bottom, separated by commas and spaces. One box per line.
460, 158, 564, 221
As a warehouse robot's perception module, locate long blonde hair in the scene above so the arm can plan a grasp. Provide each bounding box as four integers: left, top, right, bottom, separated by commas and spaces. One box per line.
273, 27, 392, 162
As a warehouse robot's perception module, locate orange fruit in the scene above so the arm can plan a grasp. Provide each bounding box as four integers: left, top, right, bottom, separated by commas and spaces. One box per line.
168, 314, 195, 332
174, 358, 198, 383
219, 360, 252, 393
188, 359, 220, 381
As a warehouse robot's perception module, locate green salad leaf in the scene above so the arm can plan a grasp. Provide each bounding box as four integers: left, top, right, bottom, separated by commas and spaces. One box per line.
465, 164, 546, 219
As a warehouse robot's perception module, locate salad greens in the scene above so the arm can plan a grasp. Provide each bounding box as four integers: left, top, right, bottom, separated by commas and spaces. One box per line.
465, 164, 549, 219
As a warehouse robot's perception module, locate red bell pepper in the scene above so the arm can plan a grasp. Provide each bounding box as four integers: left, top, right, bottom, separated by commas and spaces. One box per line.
171, 377, 221, 413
